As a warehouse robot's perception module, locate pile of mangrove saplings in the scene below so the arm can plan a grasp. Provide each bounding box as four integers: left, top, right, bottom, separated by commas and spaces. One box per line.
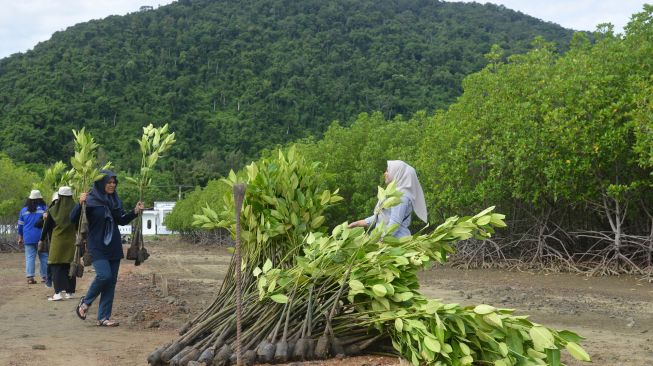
148, 147, 590, 366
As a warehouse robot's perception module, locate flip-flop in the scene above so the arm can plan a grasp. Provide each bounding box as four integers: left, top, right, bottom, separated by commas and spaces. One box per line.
75, 296, 88, 320
96, 319, 119, 327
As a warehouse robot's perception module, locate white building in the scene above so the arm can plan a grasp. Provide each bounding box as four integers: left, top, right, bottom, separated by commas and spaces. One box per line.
141, 201, 176, 235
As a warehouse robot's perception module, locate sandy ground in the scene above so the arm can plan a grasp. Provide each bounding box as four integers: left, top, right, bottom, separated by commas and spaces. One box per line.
0, 237, 651, 366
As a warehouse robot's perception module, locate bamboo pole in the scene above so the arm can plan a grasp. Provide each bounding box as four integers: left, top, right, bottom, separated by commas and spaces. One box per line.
233, 183, 246, 366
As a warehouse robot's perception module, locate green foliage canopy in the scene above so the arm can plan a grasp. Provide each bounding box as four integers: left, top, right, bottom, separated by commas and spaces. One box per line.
0, 0, 575, 185
0, 154, 39, 217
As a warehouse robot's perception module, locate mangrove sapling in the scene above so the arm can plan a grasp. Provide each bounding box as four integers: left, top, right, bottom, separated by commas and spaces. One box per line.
214, 344, 232, 366
196, 347, 215, 364
169, 346, 194, 366
160, 341, 187, 363
242, 350, 257, 366
274, 282, 302, 363
178, 348, 202, 366
68, 128, 109, 278
284, 285, 328, 352
343, 333, 384, 356
125, 123, 175, 265
258, 301, 288, 362
292, 287, 313, 360
147, 342, 171, 366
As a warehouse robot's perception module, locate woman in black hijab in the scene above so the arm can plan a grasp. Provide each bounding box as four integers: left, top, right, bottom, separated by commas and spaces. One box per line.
71, 170, 144, 326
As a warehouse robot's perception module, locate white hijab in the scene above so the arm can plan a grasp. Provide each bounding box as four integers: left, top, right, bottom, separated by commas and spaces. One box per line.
387, 160, 428, 223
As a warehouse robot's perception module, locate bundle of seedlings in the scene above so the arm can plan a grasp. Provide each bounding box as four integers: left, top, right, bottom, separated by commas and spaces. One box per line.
125, 123, 176, 265
34, 161, 72, 205
148, 147, 343, 365
255, 189, 591, 365
149, 147, 590, 366
68, 128, 110, 275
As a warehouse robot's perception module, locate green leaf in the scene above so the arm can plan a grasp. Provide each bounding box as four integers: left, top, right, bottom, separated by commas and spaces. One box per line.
424, 300, 442, 314
395, 318, 403, 332
459, 355, 473, 365
476, 215, 491, 226
473, 304, 496, 315
270, 294, 288, 304
529, 326, 555, 352
423, 336, 441, 353
546, 347, 561, 366
557, 330, 584, 343
490, 213, 507, 227
349, 280, 365, 291
383, 283, 395, 296
498, 342, 509, 357
310, 215, 325, 228
527, 348, 547, 359
381, 196, 402, 209
372, 284, 388, 297
483, 313, 503, 328
262, 259, 273, 273
459, 342, 471, 356
252, 267, 262, 277
394, 256, 409, 265
472, 206, 495, 219
392, 292, 414, 302
565, 342, 591, 361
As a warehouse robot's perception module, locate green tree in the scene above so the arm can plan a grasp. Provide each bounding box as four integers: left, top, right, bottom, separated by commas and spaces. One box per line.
0, 154, 39, 217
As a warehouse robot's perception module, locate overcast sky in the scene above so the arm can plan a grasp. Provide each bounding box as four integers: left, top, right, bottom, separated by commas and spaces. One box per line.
0, 0, 649, 59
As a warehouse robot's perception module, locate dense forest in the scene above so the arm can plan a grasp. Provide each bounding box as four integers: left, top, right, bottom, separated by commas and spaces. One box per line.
167, 7, 653, 275
0, 0, 575, 187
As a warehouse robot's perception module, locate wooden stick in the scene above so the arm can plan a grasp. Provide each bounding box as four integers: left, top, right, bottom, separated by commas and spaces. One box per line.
233, 183, 247, 366
161, 276, 168, 297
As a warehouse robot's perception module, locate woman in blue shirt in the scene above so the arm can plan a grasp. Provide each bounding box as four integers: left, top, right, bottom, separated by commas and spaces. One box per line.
17, 190, 48, 284
72, 170, 143, 326
348, 160, 428, 238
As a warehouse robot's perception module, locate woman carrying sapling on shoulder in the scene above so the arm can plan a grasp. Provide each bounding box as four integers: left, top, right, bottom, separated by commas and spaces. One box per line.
71, 170, 144, 327
348, 160, 428, 238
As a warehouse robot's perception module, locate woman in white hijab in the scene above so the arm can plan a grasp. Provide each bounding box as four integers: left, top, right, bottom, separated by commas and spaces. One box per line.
348, 160, 428, 238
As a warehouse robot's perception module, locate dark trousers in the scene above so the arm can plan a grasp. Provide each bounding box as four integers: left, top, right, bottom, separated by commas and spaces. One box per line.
83, 259, 120, 321
50, 264, 77, 294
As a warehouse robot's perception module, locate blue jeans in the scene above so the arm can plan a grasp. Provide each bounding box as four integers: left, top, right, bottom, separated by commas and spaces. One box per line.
83, 259, 120, 321
24, 244, 48, 278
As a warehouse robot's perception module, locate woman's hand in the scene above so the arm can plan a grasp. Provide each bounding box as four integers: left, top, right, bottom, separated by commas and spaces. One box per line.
348, 220, 367, 229
134, 201, 145, 215
79, 192, 88, 204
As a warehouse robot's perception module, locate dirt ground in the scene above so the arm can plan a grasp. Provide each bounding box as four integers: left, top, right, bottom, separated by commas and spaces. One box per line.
0, 237, 651, 366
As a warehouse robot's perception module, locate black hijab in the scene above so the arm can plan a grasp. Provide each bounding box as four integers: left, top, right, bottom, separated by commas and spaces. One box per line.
86, 170, 123, 245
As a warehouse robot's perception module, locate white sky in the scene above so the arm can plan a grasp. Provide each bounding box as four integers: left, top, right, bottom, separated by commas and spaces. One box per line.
0, 0, 649, 59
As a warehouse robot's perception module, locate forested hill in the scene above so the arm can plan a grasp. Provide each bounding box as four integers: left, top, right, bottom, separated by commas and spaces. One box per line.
0, 0, 575, 184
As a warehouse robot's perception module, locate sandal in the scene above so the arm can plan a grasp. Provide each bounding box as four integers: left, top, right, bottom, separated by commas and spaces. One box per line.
27, 277, 37, 284
96, 319, 119, 327
75, 296, 88, 320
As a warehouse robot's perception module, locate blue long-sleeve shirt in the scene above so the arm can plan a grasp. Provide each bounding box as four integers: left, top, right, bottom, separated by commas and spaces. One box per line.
17, 204, 47, 244
71, 203, 136, 261
365, 194, 413, 238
